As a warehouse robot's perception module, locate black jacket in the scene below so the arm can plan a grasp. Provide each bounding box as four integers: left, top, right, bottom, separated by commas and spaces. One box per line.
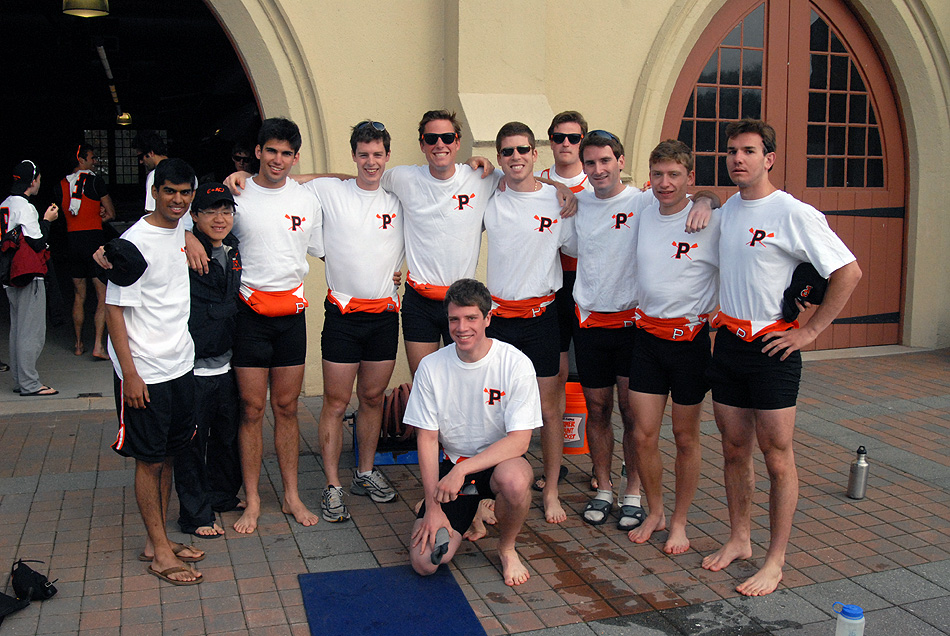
189, 229, 241, 361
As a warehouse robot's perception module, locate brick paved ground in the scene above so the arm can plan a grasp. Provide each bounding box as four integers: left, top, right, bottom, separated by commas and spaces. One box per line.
0, 348, 949, 634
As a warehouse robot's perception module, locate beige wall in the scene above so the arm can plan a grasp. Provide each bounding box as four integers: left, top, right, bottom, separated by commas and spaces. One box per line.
208, 0, 950, 394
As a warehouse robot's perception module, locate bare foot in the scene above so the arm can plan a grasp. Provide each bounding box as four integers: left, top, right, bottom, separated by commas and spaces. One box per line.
150, 560, 201, 584
663, 523, 690, 555
74, 343, 85, 356
498, 547, 530, 586
736, 560, 783, 596
543, 490, 567, 524
92, 347, 109, 360
233, 503, 260, 534
627, 512, 666, 544
462, 499, 495, 541
701, 538, 752, 571
172, 543, 205, 561
282, 498, 319, 527
194, 523, 224, 538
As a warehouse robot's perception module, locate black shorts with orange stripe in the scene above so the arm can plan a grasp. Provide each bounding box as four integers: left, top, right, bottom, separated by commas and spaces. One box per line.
707, 327, 802, 410
486, 308, 559, 378
629, 325, 711, 406
111, 371, 196, 463
401, 284, 452, 345
321, 299, 399, 364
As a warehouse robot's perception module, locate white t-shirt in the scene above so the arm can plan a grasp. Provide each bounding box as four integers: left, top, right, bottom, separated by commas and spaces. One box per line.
636, 200, 720, 323
2, 195, 42, 239
484, 183, 573, 303
564, 187, 653, 319
403, 340, 542, 464
381, 164, 502, 287
305, 178, 404, 309
106, 217, 194, 383
536, 165, 592, 193
717, 190, 856, 336
231, 178, 322, 293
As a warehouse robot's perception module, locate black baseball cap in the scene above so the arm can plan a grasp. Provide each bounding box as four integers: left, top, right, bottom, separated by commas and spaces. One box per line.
10, 160, 39, 195
95, 238, 148, 287
782, 262, 828, 322
192, 182, 236, 212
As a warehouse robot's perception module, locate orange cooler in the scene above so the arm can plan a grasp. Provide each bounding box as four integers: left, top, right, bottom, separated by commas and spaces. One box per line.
562, 381, 589, 455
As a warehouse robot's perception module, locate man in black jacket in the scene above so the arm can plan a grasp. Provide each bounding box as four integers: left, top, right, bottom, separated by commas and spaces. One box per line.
174, 182, 243, 537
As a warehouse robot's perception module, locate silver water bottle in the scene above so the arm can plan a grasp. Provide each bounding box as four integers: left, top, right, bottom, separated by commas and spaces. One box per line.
846, 446, 869, 499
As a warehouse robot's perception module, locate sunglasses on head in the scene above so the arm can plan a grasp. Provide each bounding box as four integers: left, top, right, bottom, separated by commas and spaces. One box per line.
358, 120, 386, 132
550, 133, 583, 145
500, 145, 533, 157
588, 129, 619, 142
421, 132, 459, 145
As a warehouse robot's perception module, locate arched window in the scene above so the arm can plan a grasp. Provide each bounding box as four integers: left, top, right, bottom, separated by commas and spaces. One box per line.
663, 0, 905, 349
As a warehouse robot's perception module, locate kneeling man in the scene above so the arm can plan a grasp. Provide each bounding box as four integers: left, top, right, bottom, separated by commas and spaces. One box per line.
405, 279, 541, 586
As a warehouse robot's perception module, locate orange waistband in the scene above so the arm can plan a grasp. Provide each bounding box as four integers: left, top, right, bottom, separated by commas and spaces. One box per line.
327, 290, 399, 314
406, 274, 450, 301
711, 311, 798, 342
560, 252, 577, 272
576, 305, 638, 329
240, 283, 308, 317
634, 309, 709, 341
491, 294, 555, 319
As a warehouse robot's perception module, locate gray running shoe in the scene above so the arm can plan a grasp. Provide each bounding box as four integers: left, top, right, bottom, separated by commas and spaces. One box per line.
350, 468, 397, 503
321, 485, 351, 522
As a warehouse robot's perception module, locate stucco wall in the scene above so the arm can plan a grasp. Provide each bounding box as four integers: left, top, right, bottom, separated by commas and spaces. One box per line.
208, 0, 950, 394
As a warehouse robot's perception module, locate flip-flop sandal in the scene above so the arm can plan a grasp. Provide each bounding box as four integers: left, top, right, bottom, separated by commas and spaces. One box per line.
19, 386, 58, 397
190, 526, 224, 539
617, 505, 646, 531
582, 497, 612, 526
147, 566, 202, 586
532, 465, 568, 492
0, 362, 9, 373
138, 543, 205, 563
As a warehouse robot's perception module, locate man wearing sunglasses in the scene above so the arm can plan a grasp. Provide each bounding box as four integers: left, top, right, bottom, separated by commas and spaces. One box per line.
564, 131, 717, 530
303, 120, 403, 523
483, 122, 574, 526
381, 110, 505, 376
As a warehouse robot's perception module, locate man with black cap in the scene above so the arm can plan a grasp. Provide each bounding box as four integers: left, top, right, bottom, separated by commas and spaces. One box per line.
104, 157, 205, 585
172, 182, 243, 538
2, 160, 59, 396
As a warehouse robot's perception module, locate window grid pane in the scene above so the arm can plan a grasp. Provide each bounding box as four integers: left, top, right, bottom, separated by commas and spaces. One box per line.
806, 10, 885, 188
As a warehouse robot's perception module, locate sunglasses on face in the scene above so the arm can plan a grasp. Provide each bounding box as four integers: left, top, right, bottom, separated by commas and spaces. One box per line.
421, 132, 459, 145
232, 155, 251, 163
358, 120, 386, 132
550, 133, 583, 145
500, 145, 533, 157
588, 129, 619, 142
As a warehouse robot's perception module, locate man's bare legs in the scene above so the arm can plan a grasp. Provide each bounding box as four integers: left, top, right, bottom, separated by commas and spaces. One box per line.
234, 367, 268, 533
616, 377, 641, 501
136, 458, 202, 583
629, 391, 702, 553
406, 340, 439, 377
489, 457, 533, 586
270, 364, 319, 526
319, 359, 396, 485
71, 278, 87, 355
90, 278, 108, 358
583, 384, 616, 519
538, 375, 566, 523
703, 402, 797, 596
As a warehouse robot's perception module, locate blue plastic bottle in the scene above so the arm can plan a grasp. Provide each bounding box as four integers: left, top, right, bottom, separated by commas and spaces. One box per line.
832, 603, 865, 636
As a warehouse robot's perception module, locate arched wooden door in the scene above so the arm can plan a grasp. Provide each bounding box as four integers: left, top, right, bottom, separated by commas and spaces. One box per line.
663, 0, 905, 349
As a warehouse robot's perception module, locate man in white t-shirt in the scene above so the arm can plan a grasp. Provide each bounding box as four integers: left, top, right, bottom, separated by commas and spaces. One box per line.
405, 279, 541, 587
305, 120, 404, 523
629, 140, 720, 554
133, 131, 169, 213
105, 158, 204, 585
701, 119, 861, 596
484, 121, 573, 525
187, 118, 323, 535
381, 110, 503, 375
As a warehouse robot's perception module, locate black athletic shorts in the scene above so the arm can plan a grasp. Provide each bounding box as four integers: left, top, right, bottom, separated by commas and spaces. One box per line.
486, 308, 559, 378
707, 327, 802, 410
232, 301, 307, 368
629, 325, 711, 406
416, 461, 496, 534
67, 229, 105, 280
401, 284, 451, 345
112, 371, 196, 463
556, 270, 576, 353
321, 299, 399, 364
573, 319, 636, 389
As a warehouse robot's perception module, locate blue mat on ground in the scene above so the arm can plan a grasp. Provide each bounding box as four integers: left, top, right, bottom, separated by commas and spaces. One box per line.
298, 564, 486, 636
